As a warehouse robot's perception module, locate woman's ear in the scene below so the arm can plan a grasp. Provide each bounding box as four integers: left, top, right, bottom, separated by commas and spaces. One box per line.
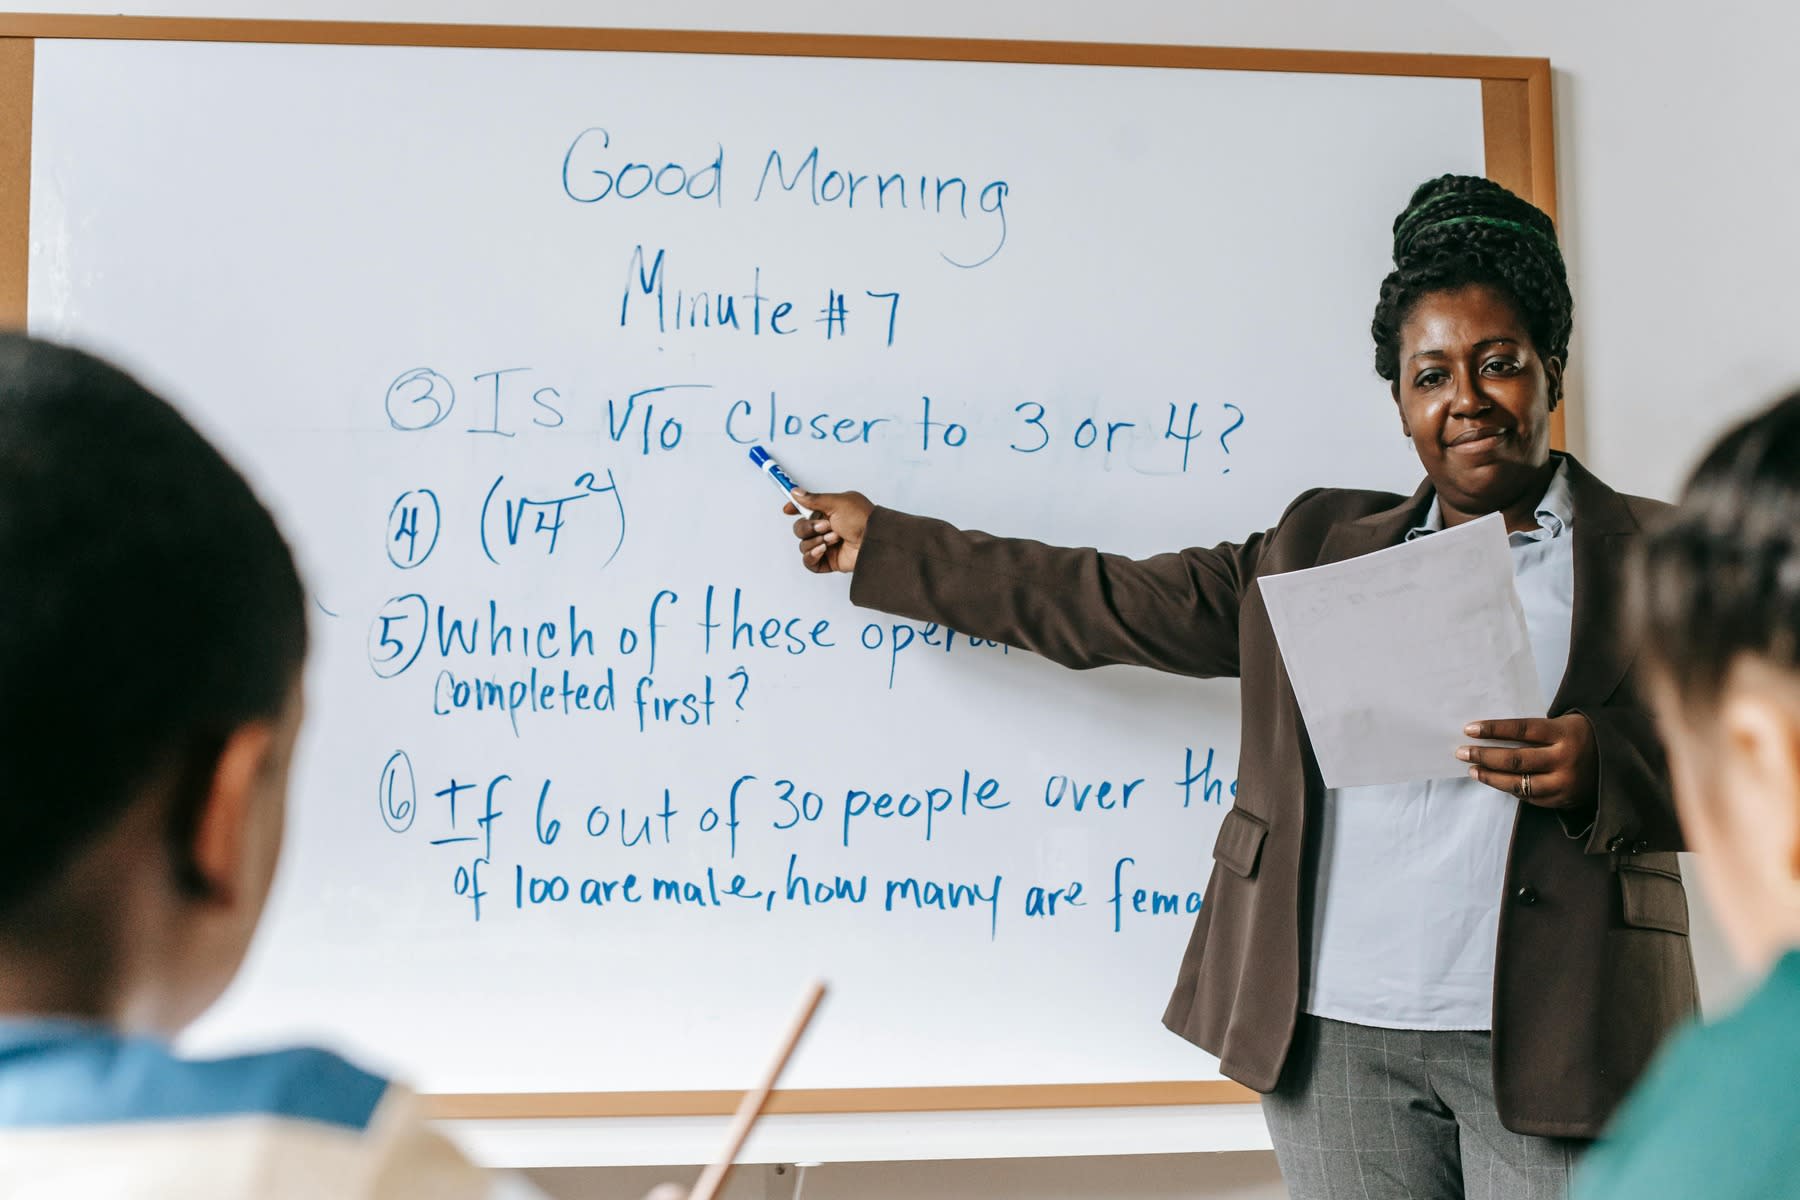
1545, 356, 1566, 413
187, 723, 277, 907
1392, 382, 1410, 437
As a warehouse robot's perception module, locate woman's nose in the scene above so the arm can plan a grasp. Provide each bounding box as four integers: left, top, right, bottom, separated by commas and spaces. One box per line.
1448, 372, 1490, 416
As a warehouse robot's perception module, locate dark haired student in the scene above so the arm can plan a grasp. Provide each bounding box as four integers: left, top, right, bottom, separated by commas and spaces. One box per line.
1576, 391, 1800, 1200
783, 176, 1696, 1200
0, 334, 679, 1200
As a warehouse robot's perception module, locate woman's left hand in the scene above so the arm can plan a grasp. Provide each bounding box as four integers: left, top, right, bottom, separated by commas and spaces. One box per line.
1457, 715, 1598, 810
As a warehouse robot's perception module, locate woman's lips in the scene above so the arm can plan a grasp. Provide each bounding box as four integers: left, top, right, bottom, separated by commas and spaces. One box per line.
1447, 427, 1509, 453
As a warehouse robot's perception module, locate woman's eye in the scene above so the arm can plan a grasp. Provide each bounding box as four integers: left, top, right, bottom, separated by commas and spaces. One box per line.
1413, 370, 1445, 388
1482, 357, 1521, 375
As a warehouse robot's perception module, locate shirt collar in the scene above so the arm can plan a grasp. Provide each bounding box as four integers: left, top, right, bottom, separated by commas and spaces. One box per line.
0, 1015, 121, 1055
1406, 458, 1574, 543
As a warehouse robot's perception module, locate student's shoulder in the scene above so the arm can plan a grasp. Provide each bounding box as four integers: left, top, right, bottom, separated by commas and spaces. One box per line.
1577, 957, 1800, 1199
0, 1023, 391, 1132
177, 1043, 394, 1131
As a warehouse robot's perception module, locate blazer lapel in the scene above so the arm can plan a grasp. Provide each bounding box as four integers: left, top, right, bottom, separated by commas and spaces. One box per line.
1548, 455, 1639, 714
1309, 456, 1640, 715
1316, 478, 1436, 566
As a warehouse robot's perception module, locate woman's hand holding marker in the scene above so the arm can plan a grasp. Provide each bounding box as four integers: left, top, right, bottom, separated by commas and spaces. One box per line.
785, 490, 872, 575
746, 445, 872, 574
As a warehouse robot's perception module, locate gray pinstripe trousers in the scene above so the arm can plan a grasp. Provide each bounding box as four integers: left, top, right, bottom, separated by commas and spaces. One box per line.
1261, 1017, 1584, 1200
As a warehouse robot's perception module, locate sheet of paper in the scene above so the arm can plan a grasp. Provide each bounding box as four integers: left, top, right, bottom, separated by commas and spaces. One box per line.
1259, 511, 1543, 789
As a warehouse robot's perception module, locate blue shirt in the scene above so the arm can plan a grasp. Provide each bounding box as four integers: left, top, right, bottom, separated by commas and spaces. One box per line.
0, 1018, 387, 1130
1303, 461, 1576, 1030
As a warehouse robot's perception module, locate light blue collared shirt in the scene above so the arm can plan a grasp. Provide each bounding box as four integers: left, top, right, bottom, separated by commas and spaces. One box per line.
1302, 460, 1576, 1030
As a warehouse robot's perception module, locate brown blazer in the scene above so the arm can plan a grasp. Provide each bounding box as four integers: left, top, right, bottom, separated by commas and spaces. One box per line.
849, 453, 1697, 1138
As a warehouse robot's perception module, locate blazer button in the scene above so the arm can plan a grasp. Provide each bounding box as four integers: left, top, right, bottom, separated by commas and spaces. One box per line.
1632, 840, 1650, 854
1516, 886, 1539, 906
1608, 836, 1629, 853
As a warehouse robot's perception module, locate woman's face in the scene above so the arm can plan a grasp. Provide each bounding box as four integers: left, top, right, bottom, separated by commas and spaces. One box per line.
1393, 283, 1562, 517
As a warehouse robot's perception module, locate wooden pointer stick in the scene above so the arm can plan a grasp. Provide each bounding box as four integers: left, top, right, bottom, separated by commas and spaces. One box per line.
688, 980, 828, 1200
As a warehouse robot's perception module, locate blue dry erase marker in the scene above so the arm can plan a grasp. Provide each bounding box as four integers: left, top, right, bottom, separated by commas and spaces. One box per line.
748, 445, 812, 517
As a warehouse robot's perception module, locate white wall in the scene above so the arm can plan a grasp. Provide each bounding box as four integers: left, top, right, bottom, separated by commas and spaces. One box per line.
19, 0, 1796, 1193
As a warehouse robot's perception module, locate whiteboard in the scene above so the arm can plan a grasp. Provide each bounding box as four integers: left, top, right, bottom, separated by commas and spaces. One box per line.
27, 37, 1481, 1096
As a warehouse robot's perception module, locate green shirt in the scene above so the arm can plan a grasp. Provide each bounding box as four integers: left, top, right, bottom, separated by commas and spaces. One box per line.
1575, 949, 1800, 1200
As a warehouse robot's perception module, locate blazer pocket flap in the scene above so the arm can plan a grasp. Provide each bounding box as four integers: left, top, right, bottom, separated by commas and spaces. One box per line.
1619, 865, 1689, 935
1212, 808, 1269, 879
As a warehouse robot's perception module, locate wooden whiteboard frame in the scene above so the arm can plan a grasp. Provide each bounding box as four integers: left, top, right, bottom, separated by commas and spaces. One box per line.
0, 16, 1560, 1117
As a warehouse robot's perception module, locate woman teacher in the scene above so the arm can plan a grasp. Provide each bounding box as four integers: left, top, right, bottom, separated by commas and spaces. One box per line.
783, 176, 1696, 1200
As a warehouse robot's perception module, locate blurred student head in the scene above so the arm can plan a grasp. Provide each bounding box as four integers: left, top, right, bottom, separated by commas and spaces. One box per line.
0, 332, 307, 1033
1635, 390, 1800, 970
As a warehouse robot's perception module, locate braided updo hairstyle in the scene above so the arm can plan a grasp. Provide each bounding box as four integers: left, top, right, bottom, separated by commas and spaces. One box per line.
1634, 392, 1800, 710
1371, 174, 1572, 392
